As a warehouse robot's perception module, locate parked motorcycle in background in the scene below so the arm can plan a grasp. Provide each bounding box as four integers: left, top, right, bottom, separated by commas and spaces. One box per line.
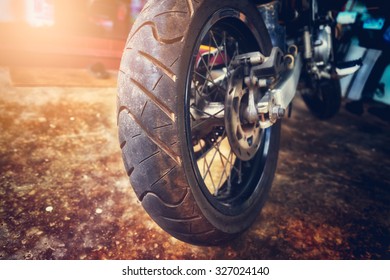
116, 0, 385, 245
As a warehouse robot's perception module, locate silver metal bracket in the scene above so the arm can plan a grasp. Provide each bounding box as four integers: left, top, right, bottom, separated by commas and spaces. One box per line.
257, 53, 302, 128
190, 48, 303, 131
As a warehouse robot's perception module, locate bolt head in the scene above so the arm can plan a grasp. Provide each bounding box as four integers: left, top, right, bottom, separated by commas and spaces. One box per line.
278, 107, 286, 118
272, 106, 286, 118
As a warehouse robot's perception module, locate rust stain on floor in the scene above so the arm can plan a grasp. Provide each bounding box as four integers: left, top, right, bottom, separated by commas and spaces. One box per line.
0, 68, 389, 259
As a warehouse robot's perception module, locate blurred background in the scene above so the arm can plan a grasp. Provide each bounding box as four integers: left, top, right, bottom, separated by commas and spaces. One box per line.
0, 0, 146, 69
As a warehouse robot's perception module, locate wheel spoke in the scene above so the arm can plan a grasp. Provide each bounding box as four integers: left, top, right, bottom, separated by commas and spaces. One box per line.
193, 70, 226, 94
191, 28, 238, 195
199, 137, 217, 192
222, 31, 228, 68
190, 107, 224, 131
213, 142, 240, 175
215, 133, 235, 193
188, 20, 266, 199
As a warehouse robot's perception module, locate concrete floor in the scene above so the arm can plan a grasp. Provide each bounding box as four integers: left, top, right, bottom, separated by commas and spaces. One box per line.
0, 67, 389, 259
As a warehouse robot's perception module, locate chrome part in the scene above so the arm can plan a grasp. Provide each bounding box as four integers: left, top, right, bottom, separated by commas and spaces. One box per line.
313, 25, 333, 66
305, 24, 335, 81
303, 28, 312, 60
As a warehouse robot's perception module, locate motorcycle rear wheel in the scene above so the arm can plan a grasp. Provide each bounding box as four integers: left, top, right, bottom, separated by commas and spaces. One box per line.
117, 0, 280, 245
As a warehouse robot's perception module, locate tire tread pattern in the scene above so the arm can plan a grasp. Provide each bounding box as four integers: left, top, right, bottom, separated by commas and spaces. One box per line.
117, 0, 230, 245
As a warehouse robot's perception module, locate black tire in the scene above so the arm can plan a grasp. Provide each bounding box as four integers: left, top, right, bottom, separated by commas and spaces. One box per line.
300, 74, 342, 119
117, 0, 280, 245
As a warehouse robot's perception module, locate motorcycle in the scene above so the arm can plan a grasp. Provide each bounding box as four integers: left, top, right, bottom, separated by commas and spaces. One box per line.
116, 0, 362, 245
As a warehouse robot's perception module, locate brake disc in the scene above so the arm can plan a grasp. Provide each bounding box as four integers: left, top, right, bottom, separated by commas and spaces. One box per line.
225, 72, 262, 161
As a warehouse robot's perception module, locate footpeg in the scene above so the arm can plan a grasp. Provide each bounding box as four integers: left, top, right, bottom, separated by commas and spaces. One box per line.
335, 58, 362, 78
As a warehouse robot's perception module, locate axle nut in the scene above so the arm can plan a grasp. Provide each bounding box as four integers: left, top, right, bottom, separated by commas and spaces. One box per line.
272, 106, 285, 119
